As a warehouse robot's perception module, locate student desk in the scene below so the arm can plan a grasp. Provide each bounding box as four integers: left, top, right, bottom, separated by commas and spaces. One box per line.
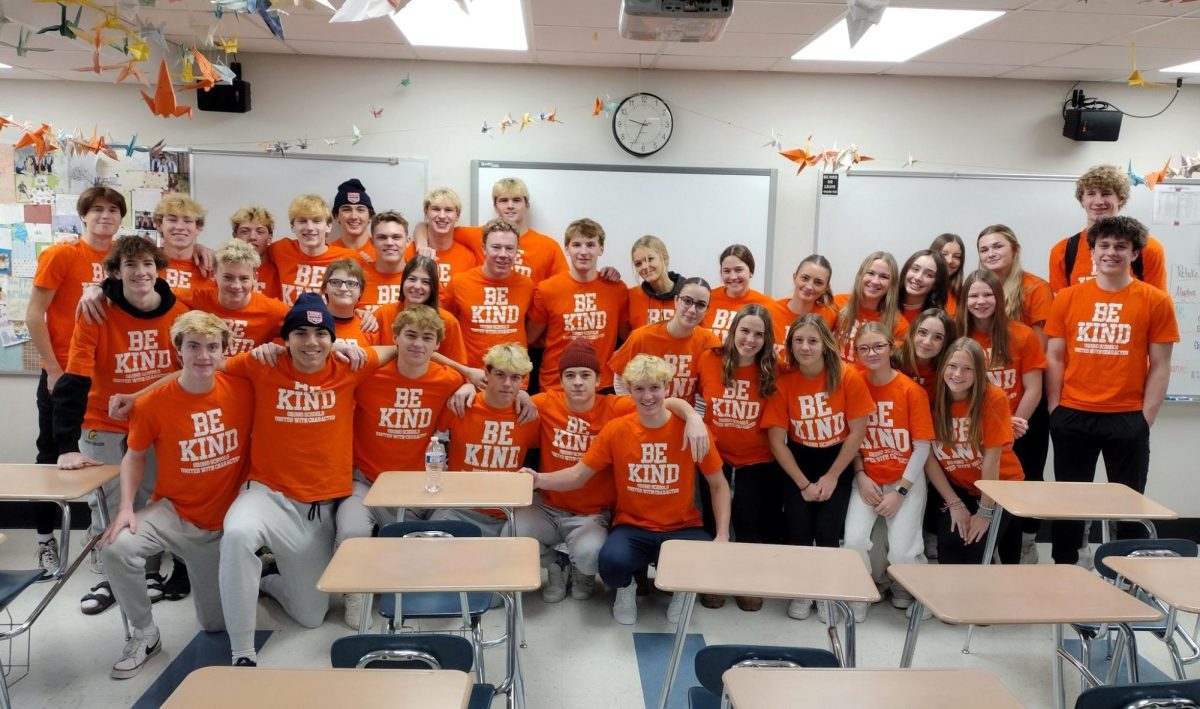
653, 540, 880, 709
889, 563, 1163, 709
317, 536, 539, 709
719, 667, 1023, 709
1105, 555, 1200, 678
162, 666, 472, 708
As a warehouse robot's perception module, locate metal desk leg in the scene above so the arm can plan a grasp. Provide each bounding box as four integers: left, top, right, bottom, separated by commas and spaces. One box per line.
1139, 520, 1158, 539
900, 600, 925, 667
833, 600, 857, 667
1053, 624, 1066, 709
504, 506, 527, 649
963, 506, 1005, 654
1118, 623, 1140, 683
656, 591, 696, 709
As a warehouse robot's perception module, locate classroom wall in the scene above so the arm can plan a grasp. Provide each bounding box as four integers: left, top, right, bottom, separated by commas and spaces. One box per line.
4, 55, 1199, 512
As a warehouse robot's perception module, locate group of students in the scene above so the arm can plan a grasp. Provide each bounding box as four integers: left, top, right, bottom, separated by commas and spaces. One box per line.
22, 164, 1177, 680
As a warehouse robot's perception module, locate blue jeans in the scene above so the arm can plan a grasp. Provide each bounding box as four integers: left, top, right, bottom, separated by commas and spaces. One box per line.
598, 524, 711, 589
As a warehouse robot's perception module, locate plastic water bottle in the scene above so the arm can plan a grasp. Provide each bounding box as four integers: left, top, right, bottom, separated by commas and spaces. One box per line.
424, 437, 446, 493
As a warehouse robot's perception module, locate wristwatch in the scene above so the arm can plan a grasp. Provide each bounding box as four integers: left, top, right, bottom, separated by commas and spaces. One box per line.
896, 486, 909, 497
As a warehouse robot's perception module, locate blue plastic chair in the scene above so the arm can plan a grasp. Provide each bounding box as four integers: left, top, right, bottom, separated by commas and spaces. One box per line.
1074, 678, 1200, 708
331, 633, 495, 709
687, 644, 840, 709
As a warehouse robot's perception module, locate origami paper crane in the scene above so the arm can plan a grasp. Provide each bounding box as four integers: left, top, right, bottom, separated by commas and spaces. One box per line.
1127, 160, 1147, 188
115, 133, 138, 157
72, 21, 120, 74
0, 27, 53, 56
15, 124, 59, 161
779, 136, 820, 174
481, 121, 494, 137
37, 3, 83, 38
323, 138, 338, 146
836, 144, 874, 172
903, 152, 919, 168
591, 96, 619, 117
0, 115, 23, 132
215, 35, 238, 55
371, 106, 383, 118
297, 137, 309, 149
537, 108, 560, 123
331, 0, 411, 23
72, 127, 118, 160
846, 0, 888, 48
136, 18, 168, 50
1182, 152, 1200, 179
397, 73, 411, 88
817, 142, 841, 172
179, 48, 217, 91
519, 113, 533, 131
761, 129, 784, 151
1127, 45, 1163, 88
350, 125, 362, 145
212, 60, 237, 85
142, 59, 193, 118
1144, 158, 1171, 190
258, 4, 285, 40
499, 114, 516, 133
127, 38, 149, 61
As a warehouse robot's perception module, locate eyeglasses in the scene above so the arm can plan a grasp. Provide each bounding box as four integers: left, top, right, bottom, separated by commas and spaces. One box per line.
326, 278, 362, 290
677, 295, 709, 312
856, 343, 890, 355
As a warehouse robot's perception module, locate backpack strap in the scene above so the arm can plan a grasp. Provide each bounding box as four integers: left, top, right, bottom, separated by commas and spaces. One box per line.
1064, 233, 1081, 284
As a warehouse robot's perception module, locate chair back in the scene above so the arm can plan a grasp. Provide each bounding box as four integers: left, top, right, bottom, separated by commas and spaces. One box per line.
330, 634, 476, 671
1094, 539, 1198, 581
379, 520, 482, 540
693, 644, 840, 694
1075, 678, 1200, 708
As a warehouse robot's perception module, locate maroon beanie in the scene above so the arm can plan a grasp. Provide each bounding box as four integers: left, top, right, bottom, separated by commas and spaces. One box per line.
559, 339, 601, 376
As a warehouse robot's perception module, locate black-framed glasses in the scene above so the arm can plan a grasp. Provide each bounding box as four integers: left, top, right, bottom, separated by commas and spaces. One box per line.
327, 278, 362, 290
677, 295, 708, 312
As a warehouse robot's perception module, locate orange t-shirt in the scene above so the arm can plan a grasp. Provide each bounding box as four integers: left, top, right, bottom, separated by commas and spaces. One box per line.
582, 413, 723, 532
333, 237, 376, 265
969, 321, 1047, 413
765, 298, 838, 353
178, 288, 289, 355
268, 239, 361, 306
694, 350, 774, 467
833, 293, 909, 364
32, 239, 109, 368
532, 391, 635, 515
223, 348, 380, 502
255, 258, 282, 300
762, 364, 875, 448
438, 396, 539, 518
455, 226, 568, 283
902, 359, 939, 403
127, 374, 253, 531
441, 267, 535, 369
933, 384, 1023, 495
1019, 272, 1053, 328
702, 287, 774, 343
529, 272, 631, 391
627, 287, 676, 330
1049, 230, 1168, 294
1045, 278, 1179, 413
164, 257, 213, 299
608, 322, 721, 404
374, 302, 467, 364
353, 362, 465, 482
333, 314, 379, 347
360, 263, 406, 314
65, 297, 189, 433
403, 238, 477, 290
859, 373, 934, 486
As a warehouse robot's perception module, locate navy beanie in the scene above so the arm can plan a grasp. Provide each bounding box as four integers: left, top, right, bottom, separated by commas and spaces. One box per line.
333, 178, 374, 215
281, 292, 335, 340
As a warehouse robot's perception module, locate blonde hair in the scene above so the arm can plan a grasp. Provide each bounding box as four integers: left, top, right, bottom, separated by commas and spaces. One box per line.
214, 238, 261, 270
958, 269, 1012, 369
423, 187, 462, 214
631, 234, 669, 263
621, 354, 674, 387
492, 177, 529, 203
933, 338, 990, 452
171, 310, 231, 349
391, 304, 444, 343
288, 194, 333, 224
836, 251, 901, 347
564, 218, 605, 248
786, 314, 843, 393
977, 224, 1026, 322
1075, 164, 1130, 206
229, 205, 274, 235
483, 343, 533, 375
153, 194, 206, 227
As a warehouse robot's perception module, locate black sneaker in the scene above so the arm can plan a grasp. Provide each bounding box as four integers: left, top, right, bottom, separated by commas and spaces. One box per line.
162, 562, 190, 601
233, 657, 257, 667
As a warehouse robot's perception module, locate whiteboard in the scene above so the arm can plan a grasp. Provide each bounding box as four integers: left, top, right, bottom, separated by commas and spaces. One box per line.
190, 150, 428, 248
814, 171, 1200, 398
472, 161, 777, 293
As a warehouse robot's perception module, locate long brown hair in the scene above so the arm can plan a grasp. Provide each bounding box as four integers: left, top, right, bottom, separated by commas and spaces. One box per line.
893, 308, 956, 379
717, 303, 778, 398
930, 232, 966, 297
899, 249, 949, 311
933, 338, 989, 452
957, 269, 1011, 368
835, 251, 901, 347
977, 224, 1026, 323
787, 313, 843, 393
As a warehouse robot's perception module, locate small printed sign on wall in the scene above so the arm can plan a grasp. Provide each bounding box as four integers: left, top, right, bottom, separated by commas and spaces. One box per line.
822, 174, 839, 196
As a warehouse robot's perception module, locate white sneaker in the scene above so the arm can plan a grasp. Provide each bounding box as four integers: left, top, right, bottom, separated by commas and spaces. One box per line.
890, 587, 915, 610
111, 630, 161, 679
787, 599, 813, 620
817, 600, 832, 625
613, 581, 637, 625
1077, 544, 1095, 571
569, 565, 596, 601
906, 603, 933, 621
343, 593, 371, 630
37, 538, 60, 573
542, 564, 567, 603
849, 602, 869, 623
666, 592, 687, 624
1020, 533, 1040, 564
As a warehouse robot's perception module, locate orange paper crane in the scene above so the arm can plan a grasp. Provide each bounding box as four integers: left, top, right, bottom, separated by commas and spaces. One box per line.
71, 126, 119, 160
779, 135, 820, 174
15, 124, 59, 161
141, 59, 193, 118
72, 20, 121, 74
112, 59, 147, 85
178, 48, 217, 92
1144, 158, 1172, 190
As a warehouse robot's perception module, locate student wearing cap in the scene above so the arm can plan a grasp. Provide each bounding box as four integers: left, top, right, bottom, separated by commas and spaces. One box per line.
358, 211, 409, 315
230, 206, 281, 300
268, 194, 361, 306
98, 312, 253, 680
331, 178, 376, 263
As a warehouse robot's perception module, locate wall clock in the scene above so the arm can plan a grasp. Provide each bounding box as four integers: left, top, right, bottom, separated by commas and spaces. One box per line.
613, 92, 673, 158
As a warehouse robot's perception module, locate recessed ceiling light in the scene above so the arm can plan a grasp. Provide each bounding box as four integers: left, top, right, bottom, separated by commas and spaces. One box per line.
1161, 59, 1200, 74
393, 0, 527, 51
792, 8, 1003, 63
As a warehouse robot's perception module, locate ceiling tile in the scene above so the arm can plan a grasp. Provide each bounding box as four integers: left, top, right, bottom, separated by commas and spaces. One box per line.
660, 32, 806, 57
535, 50, 647, 68
531, 0, 621, 28
916, 38, 1079, 66
1041, 44, 1199, 69
234, 37, 300, 54
1023, 0, 1200, 18
997, 65, 1124, 82
726, 2, 846, 35
279, 12, 407, 43
884, 61, 1018, 77
965, 11, 1162, 45
534, 25, 663, 53
654, 54, 777, 71
892, 0, 1031, 8
0, 66, 64, 81
1109, 18, 1200, 50
283, 40, 416, 60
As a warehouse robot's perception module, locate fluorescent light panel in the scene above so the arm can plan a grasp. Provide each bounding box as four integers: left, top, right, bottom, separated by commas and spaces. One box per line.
1161, 59, 1200, 73
793, 7, 1004, 63
0, 63, 11, 69
393, 0, 527, 51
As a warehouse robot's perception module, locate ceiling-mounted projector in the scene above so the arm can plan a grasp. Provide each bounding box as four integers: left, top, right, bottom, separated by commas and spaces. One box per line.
619, 0, 734, 42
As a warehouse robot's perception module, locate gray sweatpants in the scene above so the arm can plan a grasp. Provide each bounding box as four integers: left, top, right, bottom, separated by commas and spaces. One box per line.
512, 495, 610, 575
101, 499, 223, 632
430, 508, 509, 537
219, 482, 334, 655
83, 429, 160, 574
334, 470, 401, 549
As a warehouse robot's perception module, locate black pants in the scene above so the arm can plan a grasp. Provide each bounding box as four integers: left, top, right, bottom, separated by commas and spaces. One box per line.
698, 466, 734, 539
780, 440, 853, 548
729, 461, 789, 545
937, 489, 1011, 564
34, 370, 62, 535
1048, 406, 1151, 564
997, 394, 1050, 562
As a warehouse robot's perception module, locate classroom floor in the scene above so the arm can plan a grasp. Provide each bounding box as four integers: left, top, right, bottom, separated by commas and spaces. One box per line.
1, 528, 1192, 709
